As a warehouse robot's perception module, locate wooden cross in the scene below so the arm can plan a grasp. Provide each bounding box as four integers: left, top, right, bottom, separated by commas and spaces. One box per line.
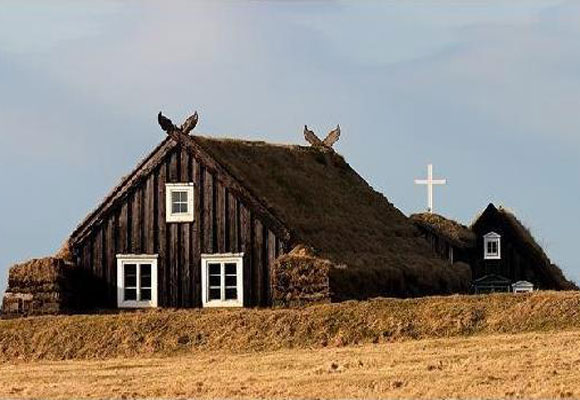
414, 164, 446, 213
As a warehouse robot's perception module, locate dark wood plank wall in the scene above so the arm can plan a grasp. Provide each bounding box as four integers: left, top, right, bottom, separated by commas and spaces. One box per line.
472, 215, 554, 288
73, 144, 286, 308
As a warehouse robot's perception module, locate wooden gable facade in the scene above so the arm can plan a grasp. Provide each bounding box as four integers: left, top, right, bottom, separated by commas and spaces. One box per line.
470, 204, 571, 290
69, 136, 291, 309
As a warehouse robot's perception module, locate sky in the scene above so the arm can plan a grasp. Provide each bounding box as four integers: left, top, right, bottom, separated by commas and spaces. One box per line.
1, 0, 579, 291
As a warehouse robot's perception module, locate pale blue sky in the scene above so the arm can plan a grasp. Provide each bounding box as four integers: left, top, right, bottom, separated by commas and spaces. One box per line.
1, 1, 579, 291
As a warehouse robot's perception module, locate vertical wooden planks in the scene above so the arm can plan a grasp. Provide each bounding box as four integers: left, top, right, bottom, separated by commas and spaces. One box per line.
143, 174, 155, 254
168, 149, 179, 183
156, 164, 167, 306
81, 239, 93, 308
168, 151, 179, 306
228, 192, 238, 253
131, 188, 143, 254
253, 218, 263, 306
81, 240, 92, 273
105, 217, 116, 307
216, 182, 226, 253
117, 203, 129, 254
203, 170, 214, 254
169, 221, 179, 307
192, 160, 202, 306
92, 229, 103, 305
93, 229, 103, 278
239, 204, 252, 306
266, 230, 277, 306
180, 148, 191, 307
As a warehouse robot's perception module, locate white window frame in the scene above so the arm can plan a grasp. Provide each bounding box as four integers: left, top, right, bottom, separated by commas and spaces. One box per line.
116, 254, 158, 308
484, 232, 501, 260
201, 253, 244, 308
166, 183, 194, 223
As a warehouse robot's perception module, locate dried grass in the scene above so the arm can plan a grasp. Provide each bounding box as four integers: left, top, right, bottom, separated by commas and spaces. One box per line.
498, 206, 551, 264
1, 291, 580, 361
411, 212, 476, 248
8, 258, 73, 291
53, 240, 73, 262
271, 245, 331, 307
2, 330, 579, 399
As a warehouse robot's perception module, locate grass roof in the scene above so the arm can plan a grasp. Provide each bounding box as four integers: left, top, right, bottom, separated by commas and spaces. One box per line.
410, 213, 476, 249
496, 207, 550, 263
496, 206, 578, 290
193, 136, 470, 299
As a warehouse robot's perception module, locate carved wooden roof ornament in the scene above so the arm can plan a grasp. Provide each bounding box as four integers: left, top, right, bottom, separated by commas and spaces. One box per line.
157, 111, 199, 135
303, 124, 340, 150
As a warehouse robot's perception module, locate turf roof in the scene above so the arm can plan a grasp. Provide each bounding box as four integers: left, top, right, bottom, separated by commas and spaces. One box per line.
193, 136, 470, 299
410, 212, 476, 249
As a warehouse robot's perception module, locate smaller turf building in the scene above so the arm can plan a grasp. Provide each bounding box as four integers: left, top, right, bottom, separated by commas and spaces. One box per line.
411, 204, 577, 293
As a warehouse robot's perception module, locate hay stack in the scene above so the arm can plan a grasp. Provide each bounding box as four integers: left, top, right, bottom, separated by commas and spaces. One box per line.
271, 245, 331, 307
2, 256, 78, 318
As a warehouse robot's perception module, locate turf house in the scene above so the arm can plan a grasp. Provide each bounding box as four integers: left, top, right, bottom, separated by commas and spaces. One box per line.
2, 112, 473, 317
411, 204, 577, 293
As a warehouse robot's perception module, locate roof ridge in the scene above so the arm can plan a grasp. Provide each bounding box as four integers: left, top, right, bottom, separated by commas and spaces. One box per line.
192, 134, 317, 151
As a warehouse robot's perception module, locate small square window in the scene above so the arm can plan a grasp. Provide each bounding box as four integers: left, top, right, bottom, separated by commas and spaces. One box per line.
166, 183, 194, 223
484, 232, 501, 260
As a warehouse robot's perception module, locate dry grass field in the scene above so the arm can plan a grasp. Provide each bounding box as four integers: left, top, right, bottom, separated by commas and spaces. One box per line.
2, 291, 580, 399
3, 291, 580, 361
2, 329, 580, 399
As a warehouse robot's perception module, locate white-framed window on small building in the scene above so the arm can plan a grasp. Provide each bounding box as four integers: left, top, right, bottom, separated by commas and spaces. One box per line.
166, 183, 194, 223
201, 253, 244, 308
484, 232, 501, 260
116, 255, 158, 308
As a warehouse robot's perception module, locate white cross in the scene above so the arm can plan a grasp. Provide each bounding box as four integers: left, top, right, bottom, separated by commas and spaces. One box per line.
414, 164, 447, 213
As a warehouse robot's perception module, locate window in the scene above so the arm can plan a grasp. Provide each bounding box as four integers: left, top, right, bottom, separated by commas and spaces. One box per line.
166, 183, 194, 222
116, 255, 158, 308
484, 232, 501, 260
201, 253, 244, 307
